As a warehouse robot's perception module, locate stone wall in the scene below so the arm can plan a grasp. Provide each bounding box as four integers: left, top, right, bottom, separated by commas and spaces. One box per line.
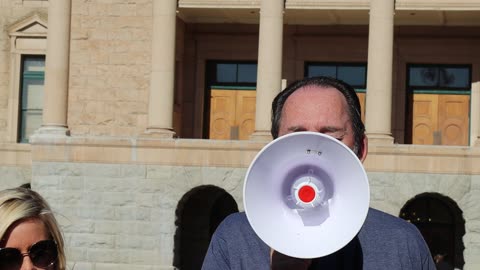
0, 165, 31, 188
30, 157, 480, 269
369, 172, 473, 215
33, 161, 245, 270
0, 144, 32, 188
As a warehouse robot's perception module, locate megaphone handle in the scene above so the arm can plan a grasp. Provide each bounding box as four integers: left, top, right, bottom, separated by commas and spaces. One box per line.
271, 249, 312, 270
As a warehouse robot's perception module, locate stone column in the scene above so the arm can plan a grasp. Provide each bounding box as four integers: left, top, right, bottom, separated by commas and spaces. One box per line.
145, 0, 176, 138
250, 0, 284, 141
471, 82, 480, 146
364, 0, 395, 144
38, 0, 71, 135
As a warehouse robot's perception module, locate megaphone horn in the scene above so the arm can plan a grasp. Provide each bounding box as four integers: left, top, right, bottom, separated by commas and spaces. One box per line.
243, 132, 370, 259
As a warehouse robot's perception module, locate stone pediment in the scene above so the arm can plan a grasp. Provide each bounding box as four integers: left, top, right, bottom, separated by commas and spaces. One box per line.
8, 13, 47, 37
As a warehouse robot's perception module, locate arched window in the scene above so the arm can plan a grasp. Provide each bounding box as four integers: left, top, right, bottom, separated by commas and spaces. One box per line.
400, 193, 465, 269
173, 185, 239, 270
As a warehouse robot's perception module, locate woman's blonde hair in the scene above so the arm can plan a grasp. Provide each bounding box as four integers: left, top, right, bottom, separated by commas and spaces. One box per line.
0, 187, 66, 270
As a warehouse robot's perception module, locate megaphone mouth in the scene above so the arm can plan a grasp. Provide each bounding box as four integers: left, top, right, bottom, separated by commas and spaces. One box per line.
243, 131, 370, 259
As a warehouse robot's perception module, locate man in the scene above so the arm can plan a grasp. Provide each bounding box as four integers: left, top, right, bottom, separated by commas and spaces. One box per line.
202, 76, 435, 269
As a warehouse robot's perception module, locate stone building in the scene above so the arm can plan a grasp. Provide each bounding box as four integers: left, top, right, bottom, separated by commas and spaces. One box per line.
1, 0, 480, 269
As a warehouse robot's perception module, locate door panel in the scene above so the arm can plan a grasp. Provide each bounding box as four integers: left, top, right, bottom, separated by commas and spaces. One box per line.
412, 94, 438, 145
210, 90, 236, 140
236, 91, 256, 140
438, 95, 470, 146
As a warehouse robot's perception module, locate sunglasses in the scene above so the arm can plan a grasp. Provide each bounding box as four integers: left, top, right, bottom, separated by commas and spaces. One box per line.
0, 239, 58, 270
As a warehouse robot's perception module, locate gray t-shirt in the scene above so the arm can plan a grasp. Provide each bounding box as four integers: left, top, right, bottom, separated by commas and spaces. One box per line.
202, 208, 435, 270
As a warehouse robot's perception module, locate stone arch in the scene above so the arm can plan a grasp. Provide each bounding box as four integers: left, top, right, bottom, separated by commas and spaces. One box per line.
400, 192, 465, 269
173, 185, 239, 270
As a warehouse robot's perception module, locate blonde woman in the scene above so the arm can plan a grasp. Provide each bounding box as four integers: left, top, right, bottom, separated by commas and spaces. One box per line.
0, 187, 65, 270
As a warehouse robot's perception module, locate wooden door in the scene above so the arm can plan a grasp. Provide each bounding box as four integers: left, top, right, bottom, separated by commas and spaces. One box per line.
412, 94, 469, 145
209, 89, 256, 140
438, 95, 470, 146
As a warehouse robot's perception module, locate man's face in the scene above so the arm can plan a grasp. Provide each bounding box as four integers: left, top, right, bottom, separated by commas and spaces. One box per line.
278, 85, 366, 161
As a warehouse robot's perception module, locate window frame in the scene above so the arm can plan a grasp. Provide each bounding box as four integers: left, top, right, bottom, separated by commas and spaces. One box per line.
304, 62, 368, 89
406, 63, 472, 93
207, 60, 258, 88
18, 55, 45, 143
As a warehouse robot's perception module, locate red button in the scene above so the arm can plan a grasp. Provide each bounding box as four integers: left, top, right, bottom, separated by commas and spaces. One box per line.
298, 185, 316, 203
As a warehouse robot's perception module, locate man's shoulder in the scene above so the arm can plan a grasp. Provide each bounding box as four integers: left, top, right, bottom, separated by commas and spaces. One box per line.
221, 211, 248, 224
364, 207, 417, 232
203, 212, 271, 269
216, 212, 249, 232
359, 208, 435, 268
361, 207, 429, 250
214, 212, 259, 241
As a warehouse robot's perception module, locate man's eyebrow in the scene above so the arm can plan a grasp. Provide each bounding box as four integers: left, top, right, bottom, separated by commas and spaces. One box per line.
287, 126, 306, 132
286, 125, 346, 133
319, 126, 346, 133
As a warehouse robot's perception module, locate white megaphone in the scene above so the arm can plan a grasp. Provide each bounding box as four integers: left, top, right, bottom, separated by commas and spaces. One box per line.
243, 131, 370, 259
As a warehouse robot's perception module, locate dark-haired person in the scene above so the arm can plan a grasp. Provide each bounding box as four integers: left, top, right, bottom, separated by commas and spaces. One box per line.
202, 76, 435, 269
0, 187, 66, 270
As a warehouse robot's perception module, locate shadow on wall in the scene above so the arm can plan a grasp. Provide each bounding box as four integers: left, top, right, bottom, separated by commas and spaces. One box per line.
173, 185, 239, 270
400, 192, 465, 269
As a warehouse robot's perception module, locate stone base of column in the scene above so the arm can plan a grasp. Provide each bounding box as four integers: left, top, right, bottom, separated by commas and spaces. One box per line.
29, 126, 70, 143
35, 125, 70, 134
366, 133, 394, 145
474, 138, 480, 147
249, 130, 273, 141
143, 127, 176, 139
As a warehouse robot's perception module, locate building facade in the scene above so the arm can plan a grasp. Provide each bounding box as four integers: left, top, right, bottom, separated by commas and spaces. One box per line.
1, 0, 480, 269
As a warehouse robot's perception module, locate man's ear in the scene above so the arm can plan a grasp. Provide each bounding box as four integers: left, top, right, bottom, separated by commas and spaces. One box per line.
359, 135, 368, 163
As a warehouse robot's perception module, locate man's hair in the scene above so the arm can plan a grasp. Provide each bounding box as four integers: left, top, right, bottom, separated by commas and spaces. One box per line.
271, 76, 365, 157
0, 187, 66, 270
